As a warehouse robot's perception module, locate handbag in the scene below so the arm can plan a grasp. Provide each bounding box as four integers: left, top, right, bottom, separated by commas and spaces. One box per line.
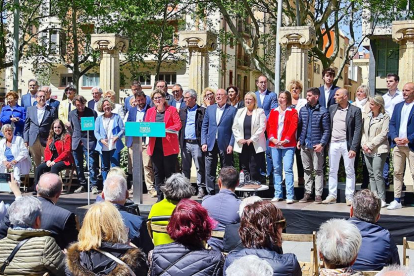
0, 238, 30, 274
95, 249, 136, 276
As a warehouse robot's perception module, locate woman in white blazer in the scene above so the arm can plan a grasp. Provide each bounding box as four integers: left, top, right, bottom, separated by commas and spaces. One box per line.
0, 124, 31, 184
232, 92, 266, 182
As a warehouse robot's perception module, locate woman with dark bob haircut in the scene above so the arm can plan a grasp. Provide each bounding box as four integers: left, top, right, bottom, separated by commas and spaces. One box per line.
149, 199, 224, 276
224, 201, 302, 276
148, 173, 194, 246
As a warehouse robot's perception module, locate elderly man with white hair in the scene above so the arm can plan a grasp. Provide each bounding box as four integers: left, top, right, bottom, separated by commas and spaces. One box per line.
102, 174, 153, 254
226, 255, 273, 276
317, 219, 363, 276
0, 196, 65, 275
88, 86, 103, 112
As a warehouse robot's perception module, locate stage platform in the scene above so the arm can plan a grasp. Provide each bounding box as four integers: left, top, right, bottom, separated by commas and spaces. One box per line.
1, 184, 413, 245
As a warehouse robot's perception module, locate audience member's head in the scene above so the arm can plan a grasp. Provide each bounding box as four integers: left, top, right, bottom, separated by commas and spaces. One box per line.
36, 173, 63, 202
107, 166, 127, 180
160, 173, 194, 201
218, 166, 239, 191
8, 196, 42, 229
77, 201, 128, 251
167, 199, 216, 247
317, 219, 361, 269
238, 196, 263, 218
377, 264, 414, 276
351, 189, 381, 223
103, 175, 128, 205
239, 201, 285, 250
226, 255, 273, 276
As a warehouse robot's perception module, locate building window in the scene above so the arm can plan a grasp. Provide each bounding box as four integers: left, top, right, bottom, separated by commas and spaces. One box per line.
374, 38, 399, 78
60, 74, 73, 87
229, 70, 233, 85
158, 73, 176, 85
139, 74, 151, 86
82, 73, 100, 87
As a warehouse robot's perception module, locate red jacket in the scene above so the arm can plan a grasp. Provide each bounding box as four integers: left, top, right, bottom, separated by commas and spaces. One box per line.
145, 105, 182, 156
44, 134, 74, 166
267, 107, 298, 148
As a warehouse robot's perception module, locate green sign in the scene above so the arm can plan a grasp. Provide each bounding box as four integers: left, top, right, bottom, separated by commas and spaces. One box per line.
81, 117, 95, 131
125, 122, 166, 137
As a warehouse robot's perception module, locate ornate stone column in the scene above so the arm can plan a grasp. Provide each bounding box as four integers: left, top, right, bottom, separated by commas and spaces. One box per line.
91, 34, 129, 102
179, 31, 216, 101
279, 26, 316, 92
392, 20, 414, 87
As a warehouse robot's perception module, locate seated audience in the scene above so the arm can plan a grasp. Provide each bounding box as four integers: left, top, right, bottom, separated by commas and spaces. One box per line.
66, 201, 148, 276
223, 196, 263, 253
224, 201, 301, 276
0, 173, 78, 249
0, 91, 25, 137
0, 196, 65, 275
149, 199, 224, 275
34, 119, 73, 186
0, 124, 31, 184
317, 219, 362, 276
102, 175, 153, 254
148, 173, 194, 246
350, 189, 399, 271
202, 166, 241, 251
377, 265, 414, 276
226, 255, 273, 276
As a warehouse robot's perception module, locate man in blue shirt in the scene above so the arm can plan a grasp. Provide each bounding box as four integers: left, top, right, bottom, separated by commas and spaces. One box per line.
202, 166, 241, 251
179, 89, 205, 198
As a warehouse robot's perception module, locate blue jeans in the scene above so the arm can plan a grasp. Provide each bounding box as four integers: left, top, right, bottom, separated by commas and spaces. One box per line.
271, 147, 295, 199
101, 149, 120, 181
72, 144, 98, 187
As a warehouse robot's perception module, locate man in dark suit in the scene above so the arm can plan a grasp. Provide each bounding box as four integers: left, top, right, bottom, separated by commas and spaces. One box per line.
125, 91, 156, 197
40, 86, 60, 109
23, 90, 57, 167
388, 82, 414, 210
87, 86, 103, 112
69, 95, 99, 193
179, 89, 205, 197
255, 75, 278, 179
171, 84, 186, 110
318, 68, 340, 109
21, 79, 39, 109
322, 88, 362, 205
0, 173, 78, 249
155, 80, 173, 105
124, 81, 151, 113
201, 88, 237, 195
103, 175, 153, 254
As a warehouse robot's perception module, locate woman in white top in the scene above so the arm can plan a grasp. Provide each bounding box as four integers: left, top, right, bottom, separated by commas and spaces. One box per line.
103, 90, 125, 120
94, 98, 125, 181
232, 92, 266, 182
288, 80, 307, 186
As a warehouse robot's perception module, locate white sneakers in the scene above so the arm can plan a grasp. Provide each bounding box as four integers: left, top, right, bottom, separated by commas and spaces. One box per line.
381, 200, 387, 208
271, 198, 281, 202
286, 199, 294, 204
271, 198, 294, 204
387, 200, 402, 210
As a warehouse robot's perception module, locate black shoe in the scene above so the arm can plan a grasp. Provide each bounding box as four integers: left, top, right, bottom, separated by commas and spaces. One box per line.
197, 188, 206, 198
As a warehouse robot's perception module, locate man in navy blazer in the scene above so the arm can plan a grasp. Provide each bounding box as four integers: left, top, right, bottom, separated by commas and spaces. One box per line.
125, 91, 156, 197
21, 79, 39, 109
171, 84, 186, 110
40, 86, 60, 109
88, 86, 103, 112
388, 82, 414, 210
24, 90, 58, 167
318, 68, 340, 109
201, 88, 237, 195
255, 75, 278, 178
124, 82, 152, 113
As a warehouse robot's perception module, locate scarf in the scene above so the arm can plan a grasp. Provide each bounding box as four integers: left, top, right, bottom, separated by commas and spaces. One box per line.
49, 133, 62, 152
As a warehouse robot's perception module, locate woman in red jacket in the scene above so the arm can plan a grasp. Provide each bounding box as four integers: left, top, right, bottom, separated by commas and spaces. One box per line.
34, 119, 74, 186
267, 91, 298, 204
145, 89, 182, 202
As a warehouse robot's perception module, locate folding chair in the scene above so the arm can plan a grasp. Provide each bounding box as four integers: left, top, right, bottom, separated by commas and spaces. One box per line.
403, 237, 414, 266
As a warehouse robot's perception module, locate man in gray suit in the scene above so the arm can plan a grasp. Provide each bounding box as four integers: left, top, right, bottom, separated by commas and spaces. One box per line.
323, 88, 362, 205
24, 90, 57, 167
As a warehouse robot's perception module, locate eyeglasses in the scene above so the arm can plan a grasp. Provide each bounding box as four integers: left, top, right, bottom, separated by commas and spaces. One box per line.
36, 95, 46, 99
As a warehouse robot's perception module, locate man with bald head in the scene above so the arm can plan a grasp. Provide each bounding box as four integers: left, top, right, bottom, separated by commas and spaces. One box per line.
323, 88, 362, 205
201, 88, 237, 195
0, 172, 78, 249
388, 82, 414, 210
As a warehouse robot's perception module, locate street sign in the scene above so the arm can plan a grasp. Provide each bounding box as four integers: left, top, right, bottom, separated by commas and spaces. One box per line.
81, 117, 95, 131
125, 122, 166, 137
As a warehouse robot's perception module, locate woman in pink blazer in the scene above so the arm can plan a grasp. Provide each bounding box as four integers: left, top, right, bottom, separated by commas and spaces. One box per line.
145, 89, 182, 201
267, 91, 298, 204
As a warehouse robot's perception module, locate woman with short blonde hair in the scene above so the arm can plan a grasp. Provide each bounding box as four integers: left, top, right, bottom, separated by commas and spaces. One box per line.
103, 90, 125, 119
66, 202, 148, 275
